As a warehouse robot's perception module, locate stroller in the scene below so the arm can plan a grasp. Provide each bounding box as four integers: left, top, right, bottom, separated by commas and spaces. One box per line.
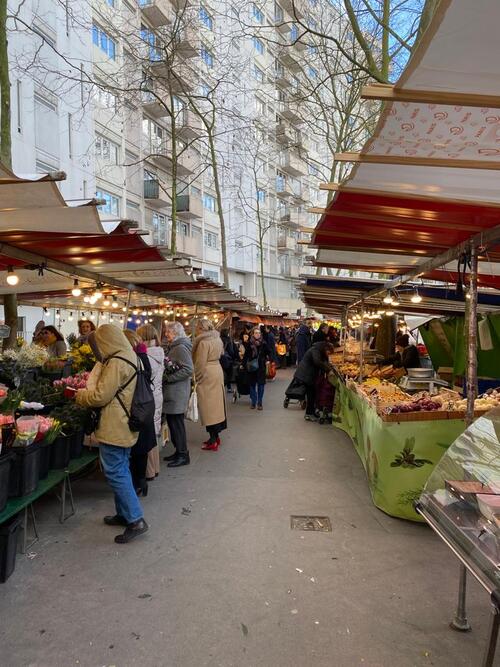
315, 372, 335, 424
284, 377, 307, 409
232, 363, 250, 403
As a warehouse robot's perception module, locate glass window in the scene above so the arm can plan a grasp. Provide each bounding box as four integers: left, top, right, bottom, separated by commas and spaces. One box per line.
274, 2, 284, 22
203, 268, 219, 281
204, 231, 218, 248
94, 85, 117, 109
253, 63, 265, 82
276, 170, 286, 191
308, 65, 318, 79
152, 211, 168, 246
200, 81, 211, 97
252, 37, 265, 55
290, 24, 299, 41
92, 24, 116, 60
257, 189, 266, 203
202, 193, 216, 212
201, 44, 214, 68
252, 3, 264, 23
96, 189, 120, 216
95, 134, 119, 164
141, 25, 161, 62
106, 0, 115, 6
177, 220, 189, 236
199, 6, 213, 30
255, 97, 266, 115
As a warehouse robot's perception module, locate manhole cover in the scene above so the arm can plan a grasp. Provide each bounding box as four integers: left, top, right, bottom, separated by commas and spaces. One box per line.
290, 516, 332, 532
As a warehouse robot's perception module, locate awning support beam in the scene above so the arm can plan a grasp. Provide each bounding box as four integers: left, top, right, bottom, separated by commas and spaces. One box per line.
361, 83, 500, 110
334, 152, 500, 171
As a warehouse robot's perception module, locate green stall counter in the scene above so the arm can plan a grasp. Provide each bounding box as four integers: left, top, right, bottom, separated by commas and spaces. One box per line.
332, 377, 466, 522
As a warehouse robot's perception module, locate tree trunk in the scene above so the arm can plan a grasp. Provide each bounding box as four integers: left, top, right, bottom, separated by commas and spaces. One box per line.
0, 0, 11, 169
207, 131, 229, 285
3, 294, 18, 350
255, 200, 267, 308
169, 94, 178, 255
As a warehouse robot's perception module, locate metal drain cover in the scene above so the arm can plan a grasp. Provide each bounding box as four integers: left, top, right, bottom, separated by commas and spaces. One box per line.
290, 516, 332, 532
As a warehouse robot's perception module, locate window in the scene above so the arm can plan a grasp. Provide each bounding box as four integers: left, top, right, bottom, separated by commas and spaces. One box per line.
201, 44, 214, 68
200, 81, 211, 97
255, 97, 266, 115
275, 60, 285, 77
141, 25, 161, 62
177, 220, 189, 236
96, 189, 120, 216
202, 193, 216, 212
274, 2, 284, 22
308, 44, 317, 55
16, 80, 22, 133
106, 0, 115, 6
253, 63, 265, 82
92, 24, 116, 60
308, 162, 319, 176
203, 268, 219, 281
290, 24, 299, 41
252, 3, 264, 23
95, 134, 119, 164
199, 6, 213, 30
257, 189, 266, 203
204, 231, 218, 248
252, 37, 265, 55
308, 65, 318, 79
276, 170, 286, 191
152, 211, 168, 246
94, 85, 117, 110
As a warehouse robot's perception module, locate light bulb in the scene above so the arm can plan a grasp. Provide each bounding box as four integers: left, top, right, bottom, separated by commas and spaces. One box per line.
411, 293, 422, 304
133, 309, 139, 315
135, 318, 141, 325
94, 289, 103, 300
112, 296, 118, 308
89, 295, 97, 305
383, 294, 393, 304
141, 311, 147, 316
184, 320, 189, 326
101, 312, 107, 320
6, 267, 19, 286
391, 300, 400, 307
385, 310, 395, 317
103, 298, 111, 307
83, 296, 90, 303
68, 312, 74, 321
127, 317, 132, 322
55, 310, 60, 319
89, 312, 95, 320
71, 279, 81, 297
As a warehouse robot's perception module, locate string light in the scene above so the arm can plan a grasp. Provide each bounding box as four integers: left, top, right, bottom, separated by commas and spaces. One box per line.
411, 290, 422, 304
6, 267, 19, 286
383, 294, 393, 304
112, 296, 119, 308
133, 309, 139, 315
83, 295, 90, 303
103, 297, 111, 307
55, 309, 60, 320
89, 311, 95, 320
71, 279, 81, 297
135, 318, 141, 325
68, 311, 74, 321
127, 317, 133, 322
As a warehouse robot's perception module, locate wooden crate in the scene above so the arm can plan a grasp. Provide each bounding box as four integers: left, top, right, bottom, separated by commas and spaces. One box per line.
380, 410, 449, 423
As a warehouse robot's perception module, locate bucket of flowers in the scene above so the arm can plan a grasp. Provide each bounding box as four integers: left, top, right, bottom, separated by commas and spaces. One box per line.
69, 343, 96, 373
49, 403, 89, 465
34, 416, 63, 480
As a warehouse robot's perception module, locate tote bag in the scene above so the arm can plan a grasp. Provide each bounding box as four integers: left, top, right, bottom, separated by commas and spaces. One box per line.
185, 378, 199, 422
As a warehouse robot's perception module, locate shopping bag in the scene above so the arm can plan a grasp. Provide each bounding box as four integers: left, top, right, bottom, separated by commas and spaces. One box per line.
276, 343, 287, 356
185, 387, 199, 422
266, 360, 277, 380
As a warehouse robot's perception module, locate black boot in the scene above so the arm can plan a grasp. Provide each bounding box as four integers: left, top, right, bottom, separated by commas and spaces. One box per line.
167, 453, 190, 468
163, 451, 178, 462
104, 514, 127, 526
114, 519, 149, 544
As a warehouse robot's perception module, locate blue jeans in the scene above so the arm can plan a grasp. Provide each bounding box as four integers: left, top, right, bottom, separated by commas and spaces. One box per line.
249, 382, 265, 407
99, 444, 143, 524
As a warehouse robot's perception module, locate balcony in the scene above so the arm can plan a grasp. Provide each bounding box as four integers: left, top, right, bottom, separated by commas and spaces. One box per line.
142, 89, 168, 119
175, 232, 202, 258
177, 109, 203, 139
276, 123, 296, 145
274, 69, 292, 89
280, 208, 304, 227
279, 48, 301, 72
144, 179, 169, 208
176, 194, 203, 219
276, 176, 294, 199
176, 150, 198, 176
145, 136, 172, 170
278, 234, 297, 251
280, 0, 306, 19
280, 150, 307, 177
283, 262, 300, 278
280, 99, 302, 124
175, 26, 200, 59
138, 0, 172, 27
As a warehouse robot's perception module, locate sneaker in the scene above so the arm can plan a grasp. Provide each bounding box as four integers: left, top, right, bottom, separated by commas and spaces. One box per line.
114, 519, 149, 544
257, 404, 263, 411
104, 514, 127, 527
304, 415, 318, 422
250, 404, 256, 410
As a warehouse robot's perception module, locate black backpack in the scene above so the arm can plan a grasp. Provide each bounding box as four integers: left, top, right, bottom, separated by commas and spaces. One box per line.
113, 355, 155, 432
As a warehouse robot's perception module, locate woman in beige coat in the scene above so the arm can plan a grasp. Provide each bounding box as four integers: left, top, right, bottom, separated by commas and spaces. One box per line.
192, 319, 227, 451
76, 324, 148, 544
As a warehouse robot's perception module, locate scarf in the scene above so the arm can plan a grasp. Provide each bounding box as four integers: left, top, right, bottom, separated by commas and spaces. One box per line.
249, 335, 262, 358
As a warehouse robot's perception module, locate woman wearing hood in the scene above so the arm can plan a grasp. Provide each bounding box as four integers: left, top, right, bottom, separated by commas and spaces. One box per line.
137, 323, 164, 479
242, 326, 271, 410
162, 321, 193, 467
76, 324, 148, 544
192, 319, 226, 451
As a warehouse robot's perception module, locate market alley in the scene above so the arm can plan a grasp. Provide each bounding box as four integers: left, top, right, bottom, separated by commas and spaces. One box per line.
0, 370, 491, 667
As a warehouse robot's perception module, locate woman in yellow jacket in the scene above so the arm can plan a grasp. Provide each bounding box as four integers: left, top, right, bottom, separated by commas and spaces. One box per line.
76, 324, 148, 544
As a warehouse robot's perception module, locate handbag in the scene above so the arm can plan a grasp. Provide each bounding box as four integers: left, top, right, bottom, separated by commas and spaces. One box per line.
246, 358, 259, 373
185, 376, 199, 422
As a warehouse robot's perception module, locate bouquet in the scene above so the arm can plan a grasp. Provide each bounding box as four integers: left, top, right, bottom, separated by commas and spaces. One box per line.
164, 356, 181, 375
42, 357, 67, 373
34, 416, 63, 444
70, 343, 96, 372
54, 371, 90, 390
14, 344, 49, 369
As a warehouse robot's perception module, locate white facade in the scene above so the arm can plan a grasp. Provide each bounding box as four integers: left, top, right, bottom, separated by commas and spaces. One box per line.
7, 0, 335, 318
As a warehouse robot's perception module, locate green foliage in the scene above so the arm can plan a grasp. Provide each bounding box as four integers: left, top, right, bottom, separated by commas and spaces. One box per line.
390, 437, 433, 468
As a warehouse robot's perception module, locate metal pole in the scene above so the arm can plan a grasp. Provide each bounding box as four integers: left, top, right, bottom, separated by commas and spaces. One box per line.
465, 243, 478, 427
123, 289, 132, 330
451, 564, 471, 631
358, 300, 364, 384
482, 597, 500, 667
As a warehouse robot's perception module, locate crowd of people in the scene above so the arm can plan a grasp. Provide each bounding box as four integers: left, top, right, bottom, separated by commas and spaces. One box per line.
28, 316, 340, 544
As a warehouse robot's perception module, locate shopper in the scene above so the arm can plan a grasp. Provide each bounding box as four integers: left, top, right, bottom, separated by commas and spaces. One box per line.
295, 321, 312, 363
192, 319, 226, 451
162, 321, 193, 467
277, 327, 289, 368
263, 325, 278, 364
220, 328, 238, 392
294, 341, 334, 421
75, 324, 148, 543
243, 326, 271, 410
77, 319, 96, 344
312, 323, 329, 344
381, 333, 421, 370
32, 320, 45, 344
137, 323, 164, 480
39, 325, 67, 357
123, 329, 156, 497
288, 328, 297, 366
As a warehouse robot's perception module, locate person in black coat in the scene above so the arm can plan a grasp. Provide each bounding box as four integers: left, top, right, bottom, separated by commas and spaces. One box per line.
381, 333, 421, 370
312, 323, 328, 344
243, 326, 271, 410
220, 328, 239, 391
295, 323, 312, 363
294, 341, 334, 421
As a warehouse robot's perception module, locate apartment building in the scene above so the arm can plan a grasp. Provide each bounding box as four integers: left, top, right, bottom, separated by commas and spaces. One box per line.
8, 0, 332, 314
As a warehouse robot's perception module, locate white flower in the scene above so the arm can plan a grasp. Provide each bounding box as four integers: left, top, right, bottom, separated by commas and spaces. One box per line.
16, 344, 49, 369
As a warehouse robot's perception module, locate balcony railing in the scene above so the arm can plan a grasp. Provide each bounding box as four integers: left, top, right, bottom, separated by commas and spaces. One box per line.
278, 234, 297, 251
138, 0, 172, 27
280, 150, 307, 177
176, 194, 203, 218
144, 179, 160, 199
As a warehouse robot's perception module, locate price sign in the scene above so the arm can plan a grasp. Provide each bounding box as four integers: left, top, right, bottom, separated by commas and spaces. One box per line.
0, 325, 11, 339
